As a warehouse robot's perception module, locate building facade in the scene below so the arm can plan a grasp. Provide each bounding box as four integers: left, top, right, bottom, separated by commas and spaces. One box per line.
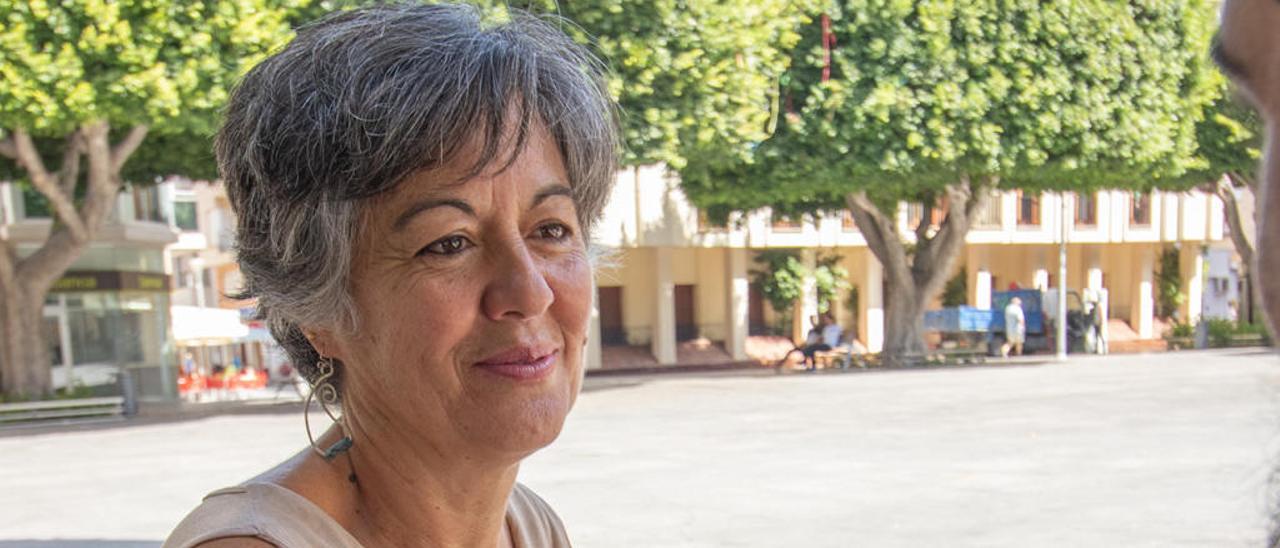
584, 166, 1231, 369
1, 181, 178, 400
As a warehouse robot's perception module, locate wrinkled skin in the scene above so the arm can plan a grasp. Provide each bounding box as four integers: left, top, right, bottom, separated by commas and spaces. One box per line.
1217, 0, 1280, 335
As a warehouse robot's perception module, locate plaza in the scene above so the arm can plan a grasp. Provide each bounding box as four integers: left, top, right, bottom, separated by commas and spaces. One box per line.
1, 348, 1278, 547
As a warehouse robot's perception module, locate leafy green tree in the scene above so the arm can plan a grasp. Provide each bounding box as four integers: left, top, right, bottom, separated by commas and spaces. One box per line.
751, 250, 807, 335
1191, 90, 1264, 322
551, 0, 812, 174
1156, 246, 1186, 320
0, 1, 299, 397
683, 0, 1218, 360
813, 253, 849, 314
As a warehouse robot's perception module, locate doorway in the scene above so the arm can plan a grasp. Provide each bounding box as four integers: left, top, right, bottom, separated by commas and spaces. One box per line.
675, 284, 697, 341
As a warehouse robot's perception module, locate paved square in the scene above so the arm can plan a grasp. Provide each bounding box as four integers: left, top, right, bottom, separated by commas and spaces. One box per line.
1, 349, 1278, 547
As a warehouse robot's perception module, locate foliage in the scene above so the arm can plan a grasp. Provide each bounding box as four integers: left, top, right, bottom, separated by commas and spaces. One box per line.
1156, 247, 1186, 320
750, 250, 806, 317
1188, 88, 1264, 186
0, 0, 304, 182
942, 269, 968, 308
813, 253, 849, 314
549, 0, 814, 175
1166, 322, 1195, 340
682, 0, 1220, 213
1205, 319, 1271, 348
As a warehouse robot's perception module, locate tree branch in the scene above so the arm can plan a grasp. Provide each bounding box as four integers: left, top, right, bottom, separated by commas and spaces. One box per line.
57, 131, 84, 197
109, 125, 148, 173
1216, 175, 1255, 266
11, 129, 88, 241
846, 191, 913, 285
914, 201, 933, 244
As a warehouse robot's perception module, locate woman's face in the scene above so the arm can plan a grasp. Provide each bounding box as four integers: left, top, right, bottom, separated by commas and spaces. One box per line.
321, 126, 592, 461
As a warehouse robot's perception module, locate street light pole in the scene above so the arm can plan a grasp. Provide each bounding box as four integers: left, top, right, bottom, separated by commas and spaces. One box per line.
1057, 192, 1069, 361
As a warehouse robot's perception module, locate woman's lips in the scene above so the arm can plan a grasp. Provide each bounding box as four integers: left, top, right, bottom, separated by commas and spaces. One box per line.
474, 349, 558, 381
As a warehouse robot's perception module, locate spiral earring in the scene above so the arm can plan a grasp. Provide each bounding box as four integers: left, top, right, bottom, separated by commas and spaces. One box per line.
304, 357, 354, 461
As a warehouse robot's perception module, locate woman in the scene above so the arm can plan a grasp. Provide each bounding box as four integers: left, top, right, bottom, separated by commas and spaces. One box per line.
165, 3, 616, 547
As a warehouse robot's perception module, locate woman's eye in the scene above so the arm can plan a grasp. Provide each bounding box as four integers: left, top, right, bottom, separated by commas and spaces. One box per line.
537, 223, 572, 241
420, 235, 472, 256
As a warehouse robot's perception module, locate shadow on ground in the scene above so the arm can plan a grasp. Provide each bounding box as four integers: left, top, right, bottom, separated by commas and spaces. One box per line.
0, 541, 160, 548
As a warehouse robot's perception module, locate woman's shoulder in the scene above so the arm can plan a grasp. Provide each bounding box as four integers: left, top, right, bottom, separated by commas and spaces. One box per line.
507, 483, 573, 547
163, 483, 360, 548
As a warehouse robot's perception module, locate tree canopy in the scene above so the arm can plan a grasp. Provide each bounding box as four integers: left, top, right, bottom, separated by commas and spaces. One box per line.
0, 0, 303, 181
683, 0, 1220, 213
551, 0, 812, 171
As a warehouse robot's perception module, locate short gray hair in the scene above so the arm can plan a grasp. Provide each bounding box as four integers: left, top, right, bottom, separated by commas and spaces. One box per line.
216, 3, 618, 386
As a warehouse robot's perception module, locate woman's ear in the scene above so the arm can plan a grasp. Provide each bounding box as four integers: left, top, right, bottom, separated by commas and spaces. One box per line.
303, 328, 344, 361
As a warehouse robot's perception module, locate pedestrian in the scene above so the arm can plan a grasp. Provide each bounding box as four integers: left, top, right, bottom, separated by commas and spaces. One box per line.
164, 4, 617, 547
1002, 297, 1026, 357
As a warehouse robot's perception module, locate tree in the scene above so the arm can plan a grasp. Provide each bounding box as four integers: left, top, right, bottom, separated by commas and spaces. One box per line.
552, 0, 813, 174
1191, 91, 1263, 323
751, 250, 806, 335
0, 1, 299, 397
683, 0, 1218, 361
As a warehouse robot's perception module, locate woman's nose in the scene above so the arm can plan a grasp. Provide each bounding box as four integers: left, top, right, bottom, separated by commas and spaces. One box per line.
481, 241, 554, 321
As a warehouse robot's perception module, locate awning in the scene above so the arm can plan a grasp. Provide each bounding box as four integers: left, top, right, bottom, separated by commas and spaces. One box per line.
171, 306, 250, 345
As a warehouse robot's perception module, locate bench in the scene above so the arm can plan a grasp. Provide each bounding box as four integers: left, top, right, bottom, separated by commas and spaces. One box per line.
0, 396, 126, 424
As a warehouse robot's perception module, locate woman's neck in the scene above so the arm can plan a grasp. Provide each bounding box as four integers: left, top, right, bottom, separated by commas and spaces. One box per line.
287, 413, 519, 548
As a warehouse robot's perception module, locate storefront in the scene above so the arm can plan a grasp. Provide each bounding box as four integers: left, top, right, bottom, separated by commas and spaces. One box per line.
44, 268, 176, 401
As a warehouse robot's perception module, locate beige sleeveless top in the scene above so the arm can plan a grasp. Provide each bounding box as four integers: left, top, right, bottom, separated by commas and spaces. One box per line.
164, 482, 571, 547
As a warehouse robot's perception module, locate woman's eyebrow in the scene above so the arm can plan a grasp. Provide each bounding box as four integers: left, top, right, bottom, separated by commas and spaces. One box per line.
393, 198, 475, 232
530, 184, 573, 209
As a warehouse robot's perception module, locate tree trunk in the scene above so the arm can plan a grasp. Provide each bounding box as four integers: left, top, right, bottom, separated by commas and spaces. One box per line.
0, 122, 147, 398
846, 177, 990, 363
1220, 173, 1260, 324
882, 281, 928, 361
0, 283, 51, 397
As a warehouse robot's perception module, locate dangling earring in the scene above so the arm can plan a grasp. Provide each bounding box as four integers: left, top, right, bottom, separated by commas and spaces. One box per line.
304, 357, 354, 461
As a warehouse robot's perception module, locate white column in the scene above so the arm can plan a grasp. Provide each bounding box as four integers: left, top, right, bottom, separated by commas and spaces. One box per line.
862, 255, 885, 353
1033, 268, 1050, 291
652, 247, 677, 364
586, 278, 603, 370
800, 248, 819, 324
1132, 249, 1155, 339
58, 295, 74, 386
975, 270, 993, 310
725, 247, 749, 361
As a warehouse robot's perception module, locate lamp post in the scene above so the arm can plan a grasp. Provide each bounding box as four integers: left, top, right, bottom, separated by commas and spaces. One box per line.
1057, 192, 1069, 361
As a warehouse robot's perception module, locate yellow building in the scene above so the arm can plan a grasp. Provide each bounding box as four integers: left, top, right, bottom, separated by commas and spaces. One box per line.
585, 166, 1229, 369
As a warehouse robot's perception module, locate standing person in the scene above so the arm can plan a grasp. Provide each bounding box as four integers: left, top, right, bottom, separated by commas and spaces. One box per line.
165, 3, 618, 547
1002, 297, 1026, 358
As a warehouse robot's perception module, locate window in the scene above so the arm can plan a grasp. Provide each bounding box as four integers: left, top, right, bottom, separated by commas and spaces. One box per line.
1130, 192, 1152, 226
131, 186, 166, 223
1075, 192, 1097, 226
906, 197, 948, 232
841, 210, 860, 232
173, 257, 191, 289
696, 209, 726, 231
973, 190, 1003, 229
1017, 191, 1040, 226
173, 200, 198, 232
770, 212, 800, 231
